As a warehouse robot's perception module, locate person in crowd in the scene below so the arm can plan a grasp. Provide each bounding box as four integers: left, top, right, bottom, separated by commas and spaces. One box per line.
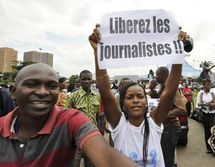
156, 66, 187, 167
55, 77, 68, 107
115, 78, 132, 112
178, 78, 184, 90
0, 84, 15, 116
66, 70, 104, 167
111, 79, 119, 95
0, 63, 138, 167
112, 80, 118, 88
155, 30, 193, 167
148, 80, 159, 99
89, 25, 182, 167
196, 78, 215, 154
182, 83, 193, 117
208, 123, 215, 154
148, 69, 155, 79
67, 82, 75, 95
72, 78, 81, 92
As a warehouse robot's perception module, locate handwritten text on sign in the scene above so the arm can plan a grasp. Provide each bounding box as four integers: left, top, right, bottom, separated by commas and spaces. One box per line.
97, 9, 185, 69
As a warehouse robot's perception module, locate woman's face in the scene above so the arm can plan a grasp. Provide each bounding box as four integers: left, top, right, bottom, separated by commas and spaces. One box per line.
123, 85, 147, 119
204, 81, 211, 92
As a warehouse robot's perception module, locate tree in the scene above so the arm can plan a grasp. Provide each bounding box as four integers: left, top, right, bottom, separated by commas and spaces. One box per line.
199, 61, 215, 80
1, 61, 36, 84
69, 75, 79, 84
11, 61, 36, 80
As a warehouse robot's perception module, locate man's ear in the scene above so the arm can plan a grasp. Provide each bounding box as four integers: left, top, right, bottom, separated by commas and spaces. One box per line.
11, 87, 16, 101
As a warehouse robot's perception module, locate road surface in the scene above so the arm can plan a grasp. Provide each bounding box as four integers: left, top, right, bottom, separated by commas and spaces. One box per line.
177, 118, 215, 167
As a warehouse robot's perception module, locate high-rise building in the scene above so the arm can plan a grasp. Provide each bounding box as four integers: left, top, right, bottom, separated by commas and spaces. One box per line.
0, 47, 18, 73
24, 51, 53, 67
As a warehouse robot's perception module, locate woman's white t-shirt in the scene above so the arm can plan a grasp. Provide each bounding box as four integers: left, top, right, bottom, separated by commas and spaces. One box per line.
108, 113, 164, 167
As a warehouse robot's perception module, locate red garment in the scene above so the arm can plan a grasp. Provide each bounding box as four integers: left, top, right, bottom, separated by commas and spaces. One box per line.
0, 106, 100, 166
182, 87, 192, 102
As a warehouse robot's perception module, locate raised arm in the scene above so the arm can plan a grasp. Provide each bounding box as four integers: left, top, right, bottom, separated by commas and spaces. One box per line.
89, 25, 121, 128
151, 29, 192, 125
151, 64, 182, 125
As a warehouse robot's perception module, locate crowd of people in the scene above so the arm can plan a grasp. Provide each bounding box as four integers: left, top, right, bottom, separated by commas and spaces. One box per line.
0, 23, 215, 167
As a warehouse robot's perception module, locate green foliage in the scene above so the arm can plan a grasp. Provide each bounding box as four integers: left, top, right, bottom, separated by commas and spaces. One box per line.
69, 75, 79, 84
195, 77, 203, 84
200, 61, 214, 70
1, 61, 36, 83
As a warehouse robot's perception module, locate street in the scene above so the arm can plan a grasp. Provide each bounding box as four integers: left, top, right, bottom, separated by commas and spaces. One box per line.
177, 118, 215, 167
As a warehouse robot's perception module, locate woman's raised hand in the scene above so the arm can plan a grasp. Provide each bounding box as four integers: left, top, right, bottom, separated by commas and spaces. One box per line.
89, 24, 101, 51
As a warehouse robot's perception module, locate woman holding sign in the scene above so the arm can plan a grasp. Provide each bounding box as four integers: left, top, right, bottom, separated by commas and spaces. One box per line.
89, 25, 188, 166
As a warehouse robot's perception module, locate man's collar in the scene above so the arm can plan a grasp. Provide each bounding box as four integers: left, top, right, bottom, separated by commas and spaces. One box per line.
80, 87, 97, 95
2, 106, 62, 138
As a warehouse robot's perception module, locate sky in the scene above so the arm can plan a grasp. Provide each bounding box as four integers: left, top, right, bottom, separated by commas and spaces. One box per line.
0, 0, 215, 78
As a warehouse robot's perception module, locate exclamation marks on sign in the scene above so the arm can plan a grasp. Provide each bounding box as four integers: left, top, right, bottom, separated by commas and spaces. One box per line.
173, 41, 183, 54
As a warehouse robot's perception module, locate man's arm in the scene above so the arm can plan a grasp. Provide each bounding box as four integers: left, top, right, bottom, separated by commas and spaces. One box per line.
82, 135, 138, 167
151, 64, 182, 125
151, 30, 192, 125
168, 108, 186, 117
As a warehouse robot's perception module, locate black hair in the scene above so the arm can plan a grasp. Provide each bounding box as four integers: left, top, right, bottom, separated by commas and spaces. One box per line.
79, 70, 92, 78
119, 82, 149, 165
157, 66, 169, 76
67, 83, 75, 92
58, 77, 67, 83
202, 78, 211, 86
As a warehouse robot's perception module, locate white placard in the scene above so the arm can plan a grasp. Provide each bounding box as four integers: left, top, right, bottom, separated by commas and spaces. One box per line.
97, 9, 185, 69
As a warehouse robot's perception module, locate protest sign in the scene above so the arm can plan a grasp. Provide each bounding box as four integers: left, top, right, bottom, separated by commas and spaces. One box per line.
97, 9, 185, 69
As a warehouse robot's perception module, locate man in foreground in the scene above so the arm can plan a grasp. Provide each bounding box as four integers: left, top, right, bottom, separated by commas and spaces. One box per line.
0, 63, 137, 167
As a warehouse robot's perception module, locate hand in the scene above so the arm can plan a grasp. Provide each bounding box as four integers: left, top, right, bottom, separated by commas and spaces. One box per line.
178, 27, 189, 41
209, 103, 215, 111
89, 24, 101, 51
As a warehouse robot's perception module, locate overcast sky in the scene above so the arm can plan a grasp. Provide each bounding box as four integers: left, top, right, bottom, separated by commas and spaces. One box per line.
0, 0, 215, 77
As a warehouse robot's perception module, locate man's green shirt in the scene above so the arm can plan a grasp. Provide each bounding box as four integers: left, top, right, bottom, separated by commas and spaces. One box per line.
66, 87, 100, 125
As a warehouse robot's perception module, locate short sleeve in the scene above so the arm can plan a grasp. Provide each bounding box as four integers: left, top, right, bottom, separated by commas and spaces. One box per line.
67, 109, 101, 149
107, 113, 127, 141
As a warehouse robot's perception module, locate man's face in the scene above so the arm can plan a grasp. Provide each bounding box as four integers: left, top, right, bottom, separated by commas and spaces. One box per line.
155, 69, 165, 84
75, 80, 81, 88
13, 68, 59, 118
59, 80, 68, 90
80, 73, 92, 91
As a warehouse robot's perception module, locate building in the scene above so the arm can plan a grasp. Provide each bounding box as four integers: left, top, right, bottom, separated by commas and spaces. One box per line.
24, 51, 53, 67
0, 47, 18, 73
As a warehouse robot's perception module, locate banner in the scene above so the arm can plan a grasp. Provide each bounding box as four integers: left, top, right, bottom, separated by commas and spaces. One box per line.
97, 9, 185, 69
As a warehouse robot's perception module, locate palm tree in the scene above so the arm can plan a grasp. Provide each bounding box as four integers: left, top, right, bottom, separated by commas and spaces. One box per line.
199, 61, 215, 80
